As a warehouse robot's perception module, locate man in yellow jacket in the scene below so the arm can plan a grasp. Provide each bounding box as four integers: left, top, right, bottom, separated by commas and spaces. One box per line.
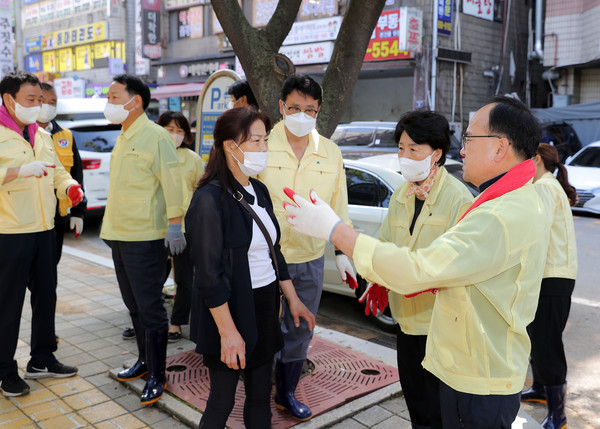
283, 96, 550, 427
257, 75, 354, 421
99, 75, 185, 406
0, 72, 84, 397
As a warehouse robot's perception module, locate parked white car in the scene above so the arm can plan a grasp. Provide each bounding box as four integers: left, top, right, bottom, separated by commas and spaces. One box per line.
323, 154, 478, 331
565, 141, 600, 214
56, 98, 115, 216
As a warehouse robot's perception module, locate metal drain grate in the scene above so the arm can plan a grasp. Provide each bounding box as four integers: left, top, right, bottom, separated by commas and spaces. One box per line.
165, 336, 399, 428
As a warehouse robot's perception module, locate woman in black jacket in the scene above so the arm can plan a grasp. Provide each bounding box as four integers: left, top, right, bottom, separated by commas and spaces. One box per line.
186, 107, 315, 429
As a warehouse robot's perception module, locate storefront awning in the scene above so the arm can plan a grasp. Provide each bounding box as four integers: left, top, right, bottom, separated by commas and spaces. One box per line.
151, 83, 204, 99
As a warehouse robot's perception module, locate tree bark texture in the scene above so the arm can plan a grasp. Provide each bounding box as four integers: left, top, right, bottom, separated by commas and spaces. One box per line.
211, 0, 386, 138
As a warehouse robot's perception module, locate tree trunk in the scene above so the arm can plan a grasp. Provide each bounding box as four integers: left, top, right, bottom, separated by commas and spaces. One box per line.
211, 0, 386, 137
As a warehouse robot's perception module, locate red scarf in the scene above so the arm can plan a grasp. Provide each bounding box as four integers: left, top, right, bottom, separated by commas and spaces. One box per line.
0, 105, 39, 148
405, 159, 536, 298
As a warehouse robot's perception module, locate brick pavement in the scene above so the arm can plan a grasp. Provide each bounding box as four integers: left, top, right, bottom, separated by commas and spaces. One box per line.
1, 249, 542, 428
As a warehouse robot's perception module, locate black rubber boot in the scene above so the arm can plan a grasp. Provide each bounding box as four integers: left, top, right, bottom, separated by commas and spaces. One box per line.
521, 381, 547, 404
140, 326, 168, 406
542, 383, 567, 429
274, 360, 312, 421
117, 318, 148, 381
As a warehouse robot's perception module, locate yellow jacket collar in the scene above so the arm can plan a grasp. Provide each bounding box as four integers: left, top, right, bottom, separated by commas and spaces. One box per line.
122, 112, 149, 139
395, 166, 448, 206
270, 121, 328, 159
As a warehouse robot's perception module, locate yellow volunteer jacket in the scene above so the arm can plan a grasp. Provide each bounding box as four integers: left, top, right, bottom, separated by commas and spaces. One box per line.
353, 181, 549, 395
382, 167, 472, 335
100, 113, 184, 241
0, 126, 77, 233
52, 128, 75, 216
534, 172, 577, 280
178, 147, 204, 212
257, 121, 350, 263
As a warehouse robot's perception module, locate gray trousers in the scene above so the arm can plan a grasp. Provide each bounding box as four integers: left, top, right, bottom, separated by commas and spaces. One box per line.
278, 256, 324, 363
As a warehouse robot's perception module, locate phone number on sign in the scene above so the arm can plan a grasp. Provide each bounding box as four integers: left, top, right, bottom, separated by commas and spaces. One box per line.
364, 39, 411, 62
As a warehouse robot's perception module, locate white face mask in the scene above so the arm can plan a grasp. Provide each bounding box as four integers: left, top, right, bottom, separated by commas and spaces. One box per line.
284, 111, 317, 137
231, 140, 268, 176
103, 96, 135, 124
10, 96, 41, 125
171, 133, 185, 148
37, 103, 57, 123
397, 153, 435, 183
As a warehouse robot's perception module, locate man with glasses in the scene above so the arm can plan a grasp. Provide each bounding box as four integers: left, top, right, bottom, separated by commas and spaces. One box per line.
257, 75, 354, 421
281, 96, 550, 427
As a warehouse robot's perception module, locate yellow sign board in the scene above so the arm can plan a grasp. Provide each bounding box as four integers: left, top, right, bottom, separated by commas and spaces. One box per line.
58, 48, 74, 72
75, 45, 93, 70
43, 21, 107, 50
42, 51, 58, 73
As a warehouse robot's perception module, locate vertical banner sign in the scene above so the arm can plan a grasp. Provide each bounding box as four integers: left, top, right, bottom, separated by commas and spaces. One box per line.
364, 10, 411, 62
0, 1, 13, 79
399, 7, 423, 54
437, 0, 453, 36
196, 70, 241, 160
142, 0, 161, 59
463, 0, 494, 21
135, 0, 150, 75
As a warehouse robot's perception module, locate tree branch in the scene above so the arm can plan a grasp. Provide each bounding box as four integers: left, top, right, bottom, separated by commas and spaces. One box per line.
264, 0, 302, 49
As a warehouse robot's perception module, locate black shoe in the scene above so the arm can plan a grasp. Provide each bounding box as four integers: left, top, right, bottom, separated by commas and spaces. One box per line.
24, 360, 78, 379
0, 373, 30, 397
122, 327, 136, 340
117, 360, 148, 382
168, 331, 181, 343
140, 327, 168, 405
522, 381, 547, 404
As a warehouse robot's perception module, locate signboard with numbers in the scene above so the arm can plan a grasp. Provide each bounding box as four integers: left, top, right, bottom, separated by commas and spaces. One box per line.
364, 9, 411, 62
463, 0, 493, 21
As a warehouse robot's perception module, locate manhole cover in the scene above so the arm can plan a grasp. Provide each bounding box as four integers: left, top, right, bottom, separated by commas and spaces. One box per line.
165, 336, 398, 428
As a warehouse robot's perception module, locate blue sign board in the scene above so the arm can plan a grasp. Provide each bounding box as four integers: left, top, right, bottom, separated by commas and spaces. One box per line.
169, 96, 181, 111
437, 0, 453, 36
201, 112, 219, 158
25, 54, 42, 73
25, 36, 42, 54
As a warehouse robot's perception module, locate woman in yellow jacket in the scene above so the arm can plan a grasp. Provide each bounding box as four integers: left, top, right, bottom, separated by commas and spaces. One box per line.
368, 111, 472, 429
523, 143, 577, 429
156, 111, 204, 342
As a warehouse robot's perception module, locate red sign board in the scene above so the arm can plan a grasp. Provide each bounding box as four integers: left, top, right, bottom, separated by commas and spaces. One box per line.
364, 9, 411, 62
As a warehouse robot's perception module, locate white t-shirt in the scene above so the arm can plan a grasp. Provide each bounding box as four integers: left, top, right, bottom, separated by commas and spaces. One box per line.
244, 183, 277, 289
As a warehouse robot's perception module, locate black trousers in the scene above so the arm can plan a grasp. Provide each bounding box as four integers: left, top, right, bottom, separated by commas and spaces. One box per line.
199, 357, 274, 429
111, 240, 169, 340
396, 327, 442, 429
439, 382, 520, 429
527, 277, 575, 386
171, 233, 192, 326
0, 230, 58, 379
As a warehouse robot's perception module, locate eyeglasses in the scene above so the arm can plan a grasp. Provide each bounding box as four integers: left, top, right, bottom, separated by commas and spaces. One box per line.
283, 102, 319, 118
461, 134, 501, 149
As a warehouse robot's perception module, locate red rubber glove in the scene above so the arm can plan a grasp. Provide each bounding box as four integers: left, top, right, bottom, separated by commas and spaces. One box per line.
344, 274, 358, 290
358, 283, 389, 316
67, 184, 84, 206
405, 288, 438, 298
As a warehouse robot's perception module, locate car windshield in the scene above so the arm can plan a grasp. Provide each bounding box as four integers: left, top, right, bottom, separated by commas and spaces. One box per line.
570, 147, 600, 167
71, 126, 122, 153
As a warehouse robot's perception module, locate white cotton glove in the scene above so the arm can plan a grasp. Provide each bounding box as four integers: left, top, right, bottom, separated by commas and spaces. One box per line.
18, 161, 55, 178
283, 187, 342, 242
70, 217, 83, 238
164, 224, 187, 255
336, 254, 358, 289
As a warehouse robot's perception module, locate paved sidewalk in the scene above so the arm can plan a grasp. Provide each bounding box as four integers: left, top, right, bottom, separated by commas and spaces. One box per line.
1, 248, 542, 428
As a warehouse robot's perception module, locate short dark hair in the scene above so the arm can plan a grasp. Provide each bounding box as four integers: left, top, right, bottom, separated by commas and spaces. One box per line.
156, 111, 194, 148
281, 75, 322, 105
198, 107, 272, 192
0, 71, 41, 99
40, 82, 55, 92
227, 80, 258, 108
113, 74, 150, 110
487, 96, 541, 159
394, 110, 451, 166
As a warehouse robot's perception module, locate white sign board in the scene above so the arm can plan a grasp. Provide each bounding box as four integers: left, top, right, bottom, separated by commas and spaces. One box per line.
54, 78, 86, 98
462, 0, 494, 21
196, 70, 240, 160
283, 16, 342, 46
0, 9, 13, 78
279, 41, 334, 66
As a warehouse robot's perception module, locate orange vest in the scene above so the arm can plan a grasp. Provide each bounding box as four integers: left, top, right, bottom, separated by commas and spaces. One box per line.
52, 128, 75, 216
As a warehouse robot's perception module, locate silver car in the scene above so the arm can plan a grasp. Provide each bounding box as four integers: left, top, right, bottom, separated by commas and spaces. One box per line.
565, 141, 600, 214
322, 154, 478, 331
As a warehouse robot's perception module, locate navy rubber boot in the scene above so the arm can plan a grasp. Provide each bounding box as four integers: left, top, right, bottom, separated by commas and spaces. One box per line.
521, 381, 547, 404
274, 361, 312, 421
542, 383, 567, 429
140, 327, 168, 406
